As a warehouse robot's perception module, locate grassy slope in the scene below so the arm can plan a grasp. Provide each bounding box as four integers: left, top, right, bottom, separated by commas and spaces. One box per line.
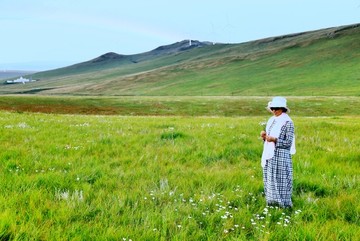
113, 29, 360, 96
0, 24, 359, 96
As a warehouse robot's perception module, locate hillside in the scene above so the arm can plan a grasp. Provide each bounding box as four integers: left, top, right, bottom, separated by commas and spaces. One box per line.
1, 23, 360, 96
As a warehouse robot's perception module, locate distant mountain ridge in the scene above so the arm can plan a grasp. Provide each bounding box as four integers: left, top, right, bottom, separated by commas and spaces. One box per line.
26, 40, 216, 77
90, 52, 127, 63
1, 23, 360, 96
151, 40, 213, 54
89, 40, 213, 63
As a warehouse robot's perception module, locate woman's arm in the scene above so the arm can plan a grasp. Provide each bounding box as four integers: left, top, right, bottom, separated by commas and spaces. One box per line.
275, 121, 294, 149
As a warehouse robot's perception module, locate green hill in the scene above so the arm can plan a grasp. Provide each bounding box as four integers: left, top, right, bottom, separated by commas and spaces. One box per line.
1, 23, 360, 96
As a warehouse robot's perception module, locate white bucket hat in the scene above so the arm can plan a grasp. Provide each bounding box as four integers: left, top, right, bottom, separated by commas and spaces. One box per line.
268, 96, 290, 113
265, 101, 272, 113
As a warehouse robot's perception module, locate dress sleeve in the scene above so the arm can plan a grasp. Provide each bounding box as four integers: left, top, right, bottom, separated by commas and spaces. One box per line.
275, 121, 294, 149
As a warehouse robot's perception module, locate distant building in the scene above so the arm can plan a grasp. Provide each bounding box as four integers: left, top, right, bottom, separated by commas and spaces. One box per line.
5, 76, 35, 84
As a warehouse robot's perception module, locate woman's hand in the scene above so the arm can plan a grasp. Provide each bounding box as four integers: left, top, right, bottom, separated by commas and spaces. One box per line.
260, 131, 266, 141
265, 135, 277, 143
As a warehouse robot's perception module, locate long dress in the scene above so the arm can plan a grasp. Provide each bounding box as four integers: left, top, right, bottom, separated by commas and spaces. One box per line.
263, 121, 294, 208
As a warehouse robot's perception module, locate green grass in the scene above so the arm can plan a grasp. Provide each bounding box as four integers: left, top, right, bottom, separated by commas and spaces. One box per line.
0, 111, 359, 240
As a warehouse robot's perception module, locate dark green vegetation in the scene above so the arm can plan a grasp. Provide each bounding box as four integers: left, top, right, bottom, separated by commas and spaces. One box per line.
1, 23, 360, 96
0, 95, 359, 116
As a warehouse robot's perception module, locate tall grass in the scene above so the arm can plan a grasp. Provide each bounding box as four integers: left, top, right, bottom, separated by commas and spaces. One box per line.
0, 111, 359, 240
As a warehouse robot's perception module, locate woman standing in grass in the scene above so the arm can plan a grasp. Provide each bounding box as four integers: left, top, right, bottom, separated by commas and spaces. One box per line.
260, 97, 296, 208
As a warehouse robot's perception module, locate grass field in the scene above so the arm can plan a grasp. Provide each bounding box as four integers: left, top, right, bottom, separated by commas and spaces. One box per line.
0, 110, 359, 240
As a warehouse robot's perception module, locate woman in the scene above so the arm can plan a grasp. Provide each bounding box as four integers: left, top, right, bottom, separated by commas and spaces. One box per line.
260, 97, 296, 208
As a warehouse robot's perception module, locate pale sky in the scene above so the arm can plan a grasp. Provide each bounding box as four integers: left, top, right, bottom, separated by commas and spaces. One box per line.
1, 0, 359, 70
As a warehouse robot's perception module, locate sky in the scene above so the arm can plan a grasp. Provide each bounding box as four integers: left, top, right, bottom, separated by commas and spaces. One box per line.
1, 0, 359, 71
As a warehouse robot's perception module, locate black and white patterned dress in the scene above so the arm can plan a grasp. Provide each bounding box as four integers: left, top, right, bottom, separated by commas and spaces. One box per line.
263, 121, 294, 208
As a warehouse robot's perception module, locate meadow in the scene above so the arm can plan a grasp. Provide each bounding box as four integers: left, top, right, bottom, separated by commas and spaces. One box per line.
1, 24, 359, 240
0, 109, 359, 240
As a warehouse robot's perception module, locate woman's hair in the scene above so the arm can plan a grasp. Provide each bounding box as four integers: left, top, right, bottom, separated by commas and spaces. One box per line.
270, 107, 288, 113
281, 107, 288, 113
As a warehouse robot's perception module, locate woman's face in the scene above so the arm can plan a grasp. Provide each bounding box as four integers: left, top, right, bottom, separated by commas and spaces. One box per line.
270, 107, 283, 116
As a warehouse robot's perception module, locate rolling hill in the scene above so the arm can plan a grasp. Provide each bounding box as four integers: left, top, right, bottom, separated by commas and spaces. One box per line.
1, 23, 360, 96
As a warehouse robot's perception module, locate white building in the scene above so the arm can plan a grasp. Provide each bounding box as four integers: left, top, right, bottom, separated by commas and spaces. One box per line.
6, 76, 35, 84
